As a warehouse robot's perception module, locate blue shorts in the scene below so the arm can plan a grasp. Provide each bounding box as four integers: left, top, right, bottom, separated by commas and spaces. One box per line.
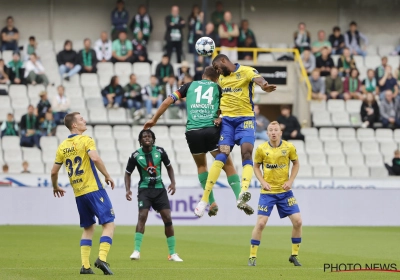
257, 190, 300, 218
75, 189, 115, 228
219, 116, 256, 147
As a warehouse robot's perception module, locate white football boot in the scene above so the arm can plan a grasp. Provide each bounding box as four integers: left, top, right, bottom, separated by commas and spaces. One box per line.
194, 200, 207, 217
130, 250, 140, 260
168, 253, 183, 262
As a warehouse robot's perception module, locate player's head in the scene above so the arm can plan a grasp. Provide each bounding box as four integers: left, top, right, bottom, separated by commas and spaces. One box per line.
138, 129, 156, 148
212, 54, 232, 77
203, 66, 219, 82
64, 112, 87, 133
267, 121, 282, 142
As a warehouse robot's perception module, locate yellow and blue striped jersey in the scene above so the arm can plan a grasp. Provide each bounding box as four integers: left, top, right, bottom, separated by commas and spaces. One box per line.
254, 140, 298, 194
55, 134, 103, 197
219, 63, 261, 118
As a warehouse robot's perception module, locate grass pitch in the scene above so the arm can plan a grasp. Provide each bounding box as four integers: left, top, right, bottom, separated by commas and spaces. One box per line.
0, 226, 399, 280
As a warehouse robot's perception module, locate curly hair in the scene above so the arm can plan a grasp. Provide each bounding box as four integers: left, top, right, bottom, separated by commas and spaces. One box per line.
138, 129, 156, 147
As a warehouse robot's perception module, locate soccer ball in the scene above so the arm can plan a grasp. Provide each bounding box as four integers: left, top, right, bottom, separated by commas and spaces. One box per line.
195, 37, 215, 57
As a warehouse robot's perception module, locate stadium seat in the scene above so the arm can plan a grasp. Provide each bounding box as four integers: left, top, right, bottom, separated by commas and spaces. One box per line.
179, 163, 198, 175
115, 62, 132, 76
353, 56, 364, 68
380, 142, 398, 157
375, 129, 393, 143
96, 138, 116, 151
83, 125, 93, 137
42, 149, 56, 164
308, 154, 327, 166
94, 125, 113, 139
169, 126, 186, 137
80, 73, 99, 87
21, 147, 42, 163
1, 136, 21, 150
370, 166, 389, 177
328, 154, 346, 166
387, 56, 399, 69
346, 154, 365, 167
86, 97, 104, 108
104, 161, 121, 175
319, 128, 337, 141
357, 66, 368, 82
343, 141, 361, 155
64, 87, 83, 98
288, 140, 304, 153
0, 96, 11, 110
83, 86, 101, 99
361, 141, 380, 155
2, 50, 12, 64
9, 85, 27, 99
98, 150, 118, 162
258, 54, 275, 62
349, 113, 362, 127
309, 100, 326, 113
61, 75, 80, 87
44, 162, 65, 175
56, 125, 70, 141
313, 165, 331, 177
150, 126, 169, 139
113, 125, 132, 139
331, 55, 339, 66
108, 108, 127, 123
351, 166, 369, 177
338, 128, 356, 141
297, 165, 312, 177
116, 138, 135, 152
39, 137, 59, 151
345, 100, 362, 113
99, 73, 113, 88
133, 62, 151, 76
118, 149, 132, 164
312, 111, 332, 126
27, 84, 46, 99
332, 166, 351, 177
365, 154, 384, 167
70, 97, 87, 110
118, 75, 130, 87
324, 140, 343, 155
366, 45, 377, 56
136, 75, 150, 88
301, 127, 318, 140
12, 108, 26, 122
327, 99, 345, 113
11, 96, 29, 109
296, 152, 308, 164
305, 139, 323, 155
395, 129, 400, 144
165, 108, 185, 124
331, 112, 350, 126
176, 149, 193, 165
364, 55, 381, 68
378, 45, 395, 57
4, 149, 23, 163
357, 128, 375, 142
6, 162, 23, 173
97, 62, 114, 76
173, 139, 189, 151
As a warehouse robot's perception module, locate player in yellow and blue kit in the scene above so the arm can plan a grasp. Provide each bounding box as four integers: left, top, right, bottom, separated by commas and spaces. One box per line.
194, 54, 277, 217
51, 112, 116, 275
248, 121, 302, 267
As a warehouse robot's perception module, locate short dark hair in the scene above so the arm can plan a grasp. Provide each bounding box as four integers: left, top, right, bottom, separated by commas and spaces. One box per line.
6, 16, 13, 21
29, 36, 35, 41
162, 54, 170, 59
212, 54, 229, 64
280, 105, 290, 111
138, 129, 156, 147
64, 40, 72, 48
350, 21, 357, 26
64, 112, 81, 130
84, 38, 91, 43
333, 26, 340, 32
129, 73, 136, 79
203, 66, 219, 81
110, 75, 119, 87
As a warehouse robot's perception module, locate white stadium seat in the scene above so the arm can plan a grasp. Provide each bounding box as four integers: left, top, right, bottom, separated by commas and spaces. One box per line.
108, 108, 127, 123
343, 141, 361, 155
313, 166, 331, 177
297, 165, 312, 177
305, 139, 323, 155
89, 108, 108, 123
378, 45, 395, 56
357, 128, 375, 142
113, 125, 132, 139
324, 140, 343, 155
332, 166, 351, 177
133, 62, 151, 76
351, 166, 369, 177
39, 137, 59, 151
116, 139, 135, 152
115, 62, 132, 76
365, 154, 384, 167
98, 151, 119, 162
370, 166, 389, 178
309, 100, 326, 113
380, 142, 398, 156
2, 136, 21, 150
296, 152, 308, 164
62, 75, 80, 87
27, 84, 46, 99
361, 141, 380, 155
301, 127, 318, 140
97, 62, 114, 76
94, 125, 113, 139
9, 85, 27, 98
105, 162, 122, 175
338, 128, 356, 141
328, 154, 346, 166
366, 45, 377, 56
353, 56, 364, 68
319, 128, 337, 141
150, 126, 170, 139
395, 129, 400, 143
22, 148, 43, 163
83, 86, 101, 99
331, 112, 350, 126
345, 100, 362, 114
4, 150, 23, 163
7, 162, 23, 173
308, 154, 327, 166
312, 111, 331, 126
179, 163, 199, 176
56, 125, 70, 141
80, 73, 99, 87
0, 96, 11, 110
327, 99, 345, 112
346, 154, 365, 167
387, 56, 399, 69
65, 87, 83, 98
96, 138, 116, 151
288, 140, 305, 153
375, 129, 393, 143
364, 55, 381, 68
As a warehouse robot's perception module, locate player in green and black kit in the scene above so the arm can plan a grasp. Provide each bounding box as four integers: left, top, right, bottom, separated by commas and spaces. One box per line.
125, 129, 183, 262
144, 66, 244, 217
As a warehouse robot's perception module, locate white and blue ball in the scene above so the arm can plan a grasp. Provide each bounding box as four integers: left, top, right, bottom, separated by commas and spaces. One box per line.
195, 37, 215, 57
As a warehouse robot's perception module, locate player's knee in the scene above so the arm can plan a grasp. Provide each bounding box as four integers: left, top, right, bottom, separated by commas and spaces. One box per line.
138, 212, 148, 223
256, 221, 266, 231
293, 218, 302, 229
241, 151, 252, 161
219, 145, 231, 156
164, 221, 173, 227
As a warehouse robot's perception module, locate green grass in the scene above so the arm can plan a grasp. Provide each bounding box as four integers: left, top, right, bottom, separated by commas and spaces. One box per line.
0, 226, 399, 279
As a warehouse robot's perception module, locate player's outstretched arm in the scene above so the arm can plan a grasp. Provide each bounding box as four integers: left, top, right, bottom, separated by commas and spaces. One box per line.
253, 77, 277, 93
166, 164, 176, 195
88, 150, 115, 190
283, 160, 300, 191
143, 96, 174, 130
254, 162, 271, 191
51, 164, 66, 197
124, 172, 132, 201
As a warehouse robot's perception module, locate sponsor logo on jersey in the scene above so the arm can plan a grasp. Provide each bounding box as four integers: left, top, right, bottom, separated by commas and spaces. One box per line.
266, 163, 287, 169
222, 87, 243, 93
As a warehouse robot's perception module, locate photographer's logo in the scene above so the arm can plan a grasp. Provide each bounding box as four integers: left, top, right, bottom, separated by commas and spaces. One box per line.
323, 263, 399, 273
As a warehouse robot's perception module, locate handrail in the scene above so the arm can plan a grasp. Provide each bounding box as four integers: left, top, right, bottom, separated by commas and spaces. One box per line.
212, 47, 312, 100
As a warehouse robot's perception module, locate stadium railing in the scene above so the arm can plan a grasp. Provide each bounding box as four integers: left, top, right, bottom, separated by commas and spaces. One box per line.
212, 47, 312, 100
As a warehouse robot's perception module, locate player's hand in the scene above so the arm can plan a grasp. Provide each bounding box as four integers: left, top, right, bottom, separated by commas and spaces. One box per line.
105, 177, 115, 190
214, 117, 222, 127
261, 181, 271, 191
53, 187, 66, 198
126, 190, 132, 201
168, 183, 176, 195
282, 180, 293, 191
144, 119, 156, 130
262, 83, 277, 93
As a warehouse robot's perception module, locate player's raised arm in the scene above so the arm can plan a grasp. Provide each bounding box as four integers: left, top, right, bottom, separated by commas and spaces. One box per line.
51, 163, 66, 197
253, 76, 277, 93
143, 96, 174, 130
88, 150, 115, 190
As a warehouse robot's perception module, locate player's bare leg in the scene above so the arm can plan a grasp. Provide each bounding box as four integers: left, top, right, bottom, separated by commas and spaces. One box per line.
130, 209, 149, 260
288, 213, 303, 266
94, 222, 115, 275
248, 215, 269, 266
80, 224, 95, 274
159, 209, 183, 262
237, 142, 254, 215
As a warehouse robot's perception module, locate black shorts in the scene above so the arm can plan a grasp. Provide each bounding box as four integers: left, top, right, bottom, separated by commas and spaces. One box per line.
137, 188, 170, 212
185, 126, 220, 154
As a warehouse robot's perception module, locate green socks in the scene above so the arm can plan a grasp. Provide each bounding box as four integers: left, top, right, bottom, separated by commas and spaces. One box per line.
198, 172, 216, 204
134, 232, 143, 252
167, 236, 176, 255
228, 174, 241, 200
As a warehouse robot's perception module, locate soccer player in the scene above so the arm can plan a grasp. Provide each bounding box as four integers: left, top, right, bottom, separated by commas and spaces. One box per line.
125, 129, 183, 262
194, 54, 277, 217
248, 121, 302, 267
51, 112, 115, 275
143, 66, 243, 216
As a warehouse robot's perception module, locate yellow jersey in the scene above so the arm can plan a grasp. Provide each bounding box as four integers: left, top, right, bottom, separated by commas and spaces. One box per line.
55, 134, 103, 197
219, 63, 261, 118
254, 140, 298, 194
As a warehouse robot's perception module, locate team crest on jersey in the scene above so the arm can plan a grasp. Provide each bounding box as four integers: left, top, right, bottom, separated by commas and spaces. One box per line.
100, 197, 104, 202
236, 73, 241, 80
155, 154, 159, 158
281, 150, 287, 156
220, 135, 224, 141
265, 152, 269, 156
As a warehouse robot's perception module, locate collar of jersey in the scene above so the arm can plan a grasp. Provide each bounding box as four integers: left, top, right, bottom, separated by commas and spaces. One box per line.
141, 146, 155, 153
268, 140, 282, 148
68, 134, 78, 138
234, 63, 240, 72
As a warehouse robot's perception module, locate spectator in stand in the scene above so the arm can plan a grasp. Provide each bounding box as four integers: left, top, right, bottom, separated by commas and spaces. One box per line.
301, 48, 315, 75
343, 68, 362, 100
111, 0, 129, 41
177, 61, 191, 86
294, 22, 311, 54
394, 62, 400, 87
345, 21, 368, 56
239, 36, 257, 60
1, 113, 18, 137
165, 6, 185, 63
362, 69, 378, 94
37, 91, 51, 121
123, 74, 142, 114
183, 73, 193, 84
94, 31, 112, 62
380, 90, 400, 128
57, 40, 81, 81
7, 51, 24, 84
254, 105, 270, 141
238, 19, 257, 48
111, 30, 134, 63
187, 5, 200, 54
25, 53, 49, 86
361, 92, 380, 128
219, 11, 239, 61
0, 59, 10, 87
205, 22, 219, 47
130, 5, 153, 44
310, 69, 326, 100
329, 26, 345, 55
24, 36, 38, 61
51, 85, 70, 124
101, 75, 123, 108
2, 164, 8, 173
155, 55, 174, 84
325, 67, 343, 99
142, 75, 164, 118
21, 161, 30, 173
40, 111, 57, 136
378, 65, 399, 99
312, 30, 332, 57
385, 150, 400, 176
211, 1, 225, 33
194, 56, 204, 81
192, 12, 205, 63
338, 47, 356, 77
164, 74, 178, 98
1, 16, 19, 51
164, 74, 185, 118
132, 31, 151, 64
375, 56, 388, 81
316, 47, 334, 77
277, 105, 305, 141
20, 105, 41, 149
79, 39, 97, 74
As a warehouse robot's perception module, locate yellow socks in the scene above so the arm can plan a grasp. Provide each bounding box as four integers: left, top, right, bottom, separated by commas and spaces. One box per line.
80, 239, 92, 269
99, 236, 112, 262
291, 238, 301, 256
241, 163, 254, 192
250, 239, 260, 258
201, 160, 224, 202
